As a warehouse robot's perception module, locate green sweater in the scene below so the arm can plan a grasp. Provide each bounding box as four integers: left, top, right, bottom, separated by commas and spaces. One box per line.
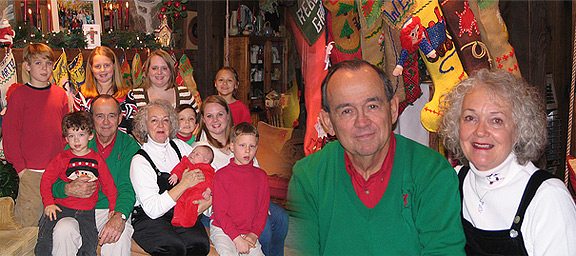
53, 131, 139, 217
288, 134, 465, 255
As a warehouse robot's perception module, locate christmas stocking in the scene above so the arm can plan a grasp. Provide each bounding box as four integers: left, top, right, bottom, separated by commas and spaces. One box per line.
440, 0, 490, 73
132, 52, 144, 88
357, 0, 406, 111
415, 0, 467, 132
288, 0, 327, 155
52, 51, 68, 88
468, 0, 521, 76
120, 53, 133, 89
0, 49, 17, 109
324, 0, 362, 64
68, 53, 86, 94
178, 53, 201, 107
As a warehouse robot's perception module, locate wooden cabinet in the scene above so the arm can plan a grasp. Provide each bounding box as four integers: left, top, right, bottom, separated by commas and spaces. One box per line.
227, 36, 288, 107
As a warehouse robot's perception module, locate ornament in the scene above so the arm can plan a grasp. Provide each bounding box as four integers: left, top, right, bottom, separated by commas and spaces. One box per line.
174, 12, 180, 18
154, 14, 172, 47
182, 6, 186, 11
0, 19, 16, 48
174, 1, 180, 8
158, 14, 164, 19
161, 7, 166, 13
167, 1, 172, 7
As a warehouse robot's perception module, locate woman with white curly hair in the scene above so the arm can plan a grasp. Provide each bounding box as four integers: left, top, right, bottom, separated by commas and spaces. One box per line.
130, 99, 210, 255
439, 69, 576, 255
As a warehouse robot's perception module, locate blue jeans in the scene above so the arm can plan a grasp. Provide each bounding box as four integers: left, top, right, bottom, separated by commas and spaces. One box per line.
202, 201, 289, 256
35, 204, 97, 256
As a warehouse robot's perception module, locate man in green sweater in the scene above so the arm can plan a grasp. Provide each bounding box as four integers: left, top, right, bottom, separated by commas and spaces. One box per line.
51, 95, 140, 255
288, 59, 465, 255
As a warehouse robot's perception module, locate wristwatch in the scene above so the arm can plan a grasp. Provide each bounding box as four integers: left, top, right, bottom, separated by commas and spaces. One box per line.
115, 212, 127, 221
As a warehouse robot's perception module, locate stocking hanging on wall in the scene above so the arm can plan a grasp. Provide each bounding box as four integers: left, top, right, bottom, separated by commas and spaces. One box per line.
68, 53, 86, 94
52, 51, 69, 88
132, 52, 144, 88
0, 49, 17, 109
468, 0, 521, 77
382, 0, 467, 132
288, 0, 327, 155
178, 53, 201, 107
323, 0, 362, 64
356, 0, 406, 112
440, 0, 490, 73
415, 1, 467, 132
120, 52, 132, 89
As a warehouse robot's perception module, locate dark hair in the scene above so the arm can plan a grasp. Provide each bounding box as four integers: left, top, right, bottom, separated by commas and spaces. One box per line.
175, 103, 199, 124
215, 67, 240, 96
215, 67, 239, 83
321, 59, 394, 112
91, 94, 121, 114
62, 111, 94, 137
230, 122, 259, 144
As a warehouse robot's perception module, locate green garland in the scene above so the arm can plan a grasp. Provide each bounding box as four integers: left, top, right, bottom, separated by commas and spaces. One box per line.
12, 23, 163, 50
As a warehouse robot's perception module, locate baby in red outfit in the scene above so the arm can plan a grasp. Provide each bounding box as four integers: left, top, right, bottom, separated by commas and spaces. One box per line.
168, 145, 215, 227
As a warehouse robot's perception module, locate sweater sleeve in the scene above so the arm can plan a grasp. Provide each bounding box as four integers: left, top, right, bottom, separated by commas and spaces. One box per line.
526, 179, 576, 255
40, 154, 65, 207
3, 96, 25, 173
114, 134, 139, 217
97, 154, 117, 212
238, 102, 252, 124
213, 171, 241, 240
251, 170, 270, 237
287, 160, 320, 255
130, 154, 176, 219
171, 156, 188, 179
412, 150, 466, 255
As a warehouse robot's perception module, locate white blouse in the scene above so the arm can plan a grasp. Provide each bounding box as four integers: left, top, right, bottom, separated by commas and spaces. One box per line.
130, 137, 193, 219
460, 153, 576, 256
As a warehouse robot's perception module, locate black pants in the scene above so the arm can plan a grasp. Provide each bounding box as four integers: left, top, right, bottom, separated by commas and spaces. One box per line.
132, 207, 210, 256
35, 204, 97, 256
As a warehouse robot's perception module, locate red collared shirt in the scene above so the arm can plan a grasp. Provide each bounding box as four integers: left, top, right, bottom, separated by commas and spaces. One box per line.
96, 133, 117, 159
344, 135, 396, 209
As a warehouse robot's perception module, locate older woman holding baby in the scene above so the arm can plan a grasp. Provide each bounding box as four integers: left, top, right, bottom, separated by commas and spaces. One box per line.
130, 99, 210, 255
439, 69, 576, 255
194, 95, 289, 256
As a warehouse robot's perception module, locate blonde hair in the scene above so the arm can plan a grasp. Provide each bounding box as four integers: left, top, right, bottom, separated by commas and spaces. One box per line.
82, 46, 129, 98
23, 43, 55, 63
141, 50, 178, 90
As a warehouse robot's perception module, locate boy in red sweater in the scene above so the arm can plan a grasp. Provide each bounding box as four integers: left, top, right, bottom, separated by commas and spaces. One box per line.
3, 43, 69, 227
210, 122, 270, 256
35, 111, 117, 256
168, 145, 215, 227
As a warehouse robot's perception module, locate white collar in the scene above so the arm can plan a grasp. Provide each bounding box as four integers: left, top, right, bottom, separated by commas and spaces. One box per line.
146, 135, 169, 149
469, 153, 521, 189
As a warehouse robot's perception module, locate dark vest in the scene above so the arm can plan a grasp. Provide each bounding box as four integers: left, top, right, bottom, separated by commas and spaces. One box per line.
458, 166, 556, 255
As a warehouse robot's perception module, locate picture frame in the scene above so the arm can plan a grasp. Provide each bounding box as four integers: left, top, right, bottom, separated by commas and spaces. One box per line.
83, 24, 101, 49
51, 0, 102, 33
